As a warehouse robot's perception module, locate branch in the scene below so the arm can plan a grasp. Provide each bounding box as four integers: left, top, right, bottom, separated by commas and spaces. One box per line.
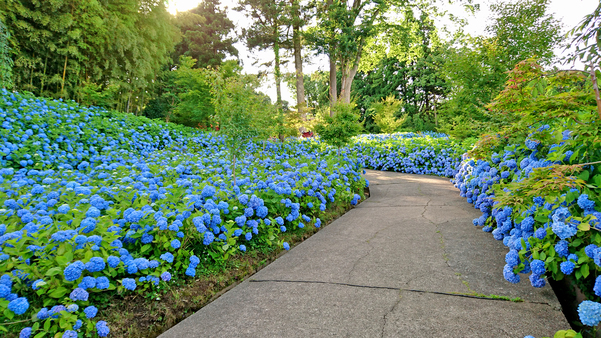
3, 318, 32, 326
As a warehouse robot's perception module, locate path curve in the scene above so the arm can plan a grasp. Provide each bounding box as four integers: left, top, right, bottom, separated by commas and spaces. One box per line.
160, 170, 568, 337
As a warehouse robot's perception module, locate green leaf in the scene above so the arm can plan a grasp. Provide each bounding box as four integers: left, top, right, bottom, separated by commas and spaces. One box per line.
3, 308, 14, 320
593, 174, 601, 187
45, 267, 63, 276
578, 223, 590, 231
578, 170, 590, 181
48, 287, 68, 299
43, 318, 51, 332
55, 255, 70, 265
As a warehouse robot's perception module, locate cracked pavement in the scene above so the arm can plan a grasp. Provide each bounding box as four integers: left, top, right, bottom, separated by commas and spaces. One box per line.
159, 170, 568, 338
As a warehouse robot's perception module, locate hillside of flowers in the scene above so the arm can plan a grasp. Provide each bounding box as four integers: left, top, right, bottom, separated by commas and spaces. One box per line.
0, 90, 372, 337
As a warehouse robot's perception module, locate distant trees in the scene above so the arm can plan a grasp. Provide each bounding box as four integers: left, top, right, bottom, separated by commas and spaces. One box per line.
439, 0, 564, 138
3, 0, 178, 112
173, 0, 238, 68
0, 19, 12, 89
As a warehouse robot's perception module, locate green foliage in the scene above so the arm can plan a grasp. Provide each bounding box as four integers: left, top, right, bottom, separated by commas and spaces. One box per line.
0, 19, 13, 89
3, 0, 178, 110
567, 1, 601, 69
314, 103, 363, 148
368, 95, 407, 134
487, 0, 563, 67
77, 82, 119, 109
439, 0, 564, 135
171, 56, 217, 128
208, 65, 275, 182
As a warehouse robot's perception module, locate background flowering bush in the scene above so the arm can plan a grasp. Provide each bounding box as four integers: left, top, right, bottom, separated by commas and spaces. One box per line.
351, 132, 473, 177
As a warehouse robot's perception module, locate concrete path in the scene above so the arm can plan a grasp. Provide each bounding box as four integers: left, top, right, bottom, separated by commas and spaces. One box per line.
160, 170, 568, 338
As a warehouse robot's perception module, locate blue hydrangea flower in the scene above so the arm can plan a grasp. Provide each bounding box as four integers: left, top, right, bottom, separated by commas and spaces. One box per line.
84, 305, 98, 318
530, 259, 546, 276
203, 232, 214, 245
551, 221, 577, 240
160, 252, 174, 263
19, 327, 32, 338
69, 288, 89, 301
96, 276, 110, 290
578, 194, 596, 211
62, 330, 77, 338
8, 297, 29, 315
85, 257, 106, 272
586, 244, 598, 259
79, 276, 96, 289
560, 261, 575, 275
502, 264, 520, 284
96, 321, 110, 337
555, 240, 569, 258
107, 256, 120, 268
170, 239, 181, 249
161, 272, 171, 282
283, 242, 290, 250
185, 267, 196, 277
239, 244, 246, 252
578, 300, 601, 326
504, 250, 519, 267
122, 278, 136, 291
66, 304, 79, 313
594, 276, 601, 297
36, 308, 49, 320
529, 274, 546, 288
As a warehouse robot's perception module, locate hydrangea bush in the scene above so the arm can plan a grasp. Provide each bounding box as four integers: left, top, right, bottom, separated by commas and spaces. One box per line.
351, 132, 473, 177
452, 115, 601, 332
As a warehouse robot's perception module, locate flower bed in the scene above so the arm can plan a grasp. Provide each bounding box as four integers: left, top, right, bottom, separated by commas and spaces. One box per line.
452, 119, 601, 334
0, 91, 367, 337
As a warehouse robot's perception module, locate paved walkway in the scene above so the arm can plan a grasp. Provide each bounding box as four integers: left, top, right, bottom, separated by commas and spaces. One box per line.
160, 170, 568, 337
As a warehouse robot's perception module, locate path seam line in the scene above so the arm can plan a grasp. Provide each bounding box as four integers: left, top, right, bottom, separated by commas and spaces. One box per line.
247, 279, 552, 305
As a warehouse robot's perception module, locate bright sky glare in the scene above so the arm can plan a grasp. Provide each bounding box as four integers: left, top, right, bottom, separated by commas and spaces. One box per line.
167, 0, 600, 105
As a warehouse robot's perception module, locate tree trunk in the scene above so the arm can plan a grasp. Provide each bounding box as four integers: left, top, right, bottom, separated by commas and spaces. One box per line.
329, 54, 337, 116
327, 0, 338, 116
40, 56, 48, 94
274, 24, 285, 142
126, 92, 132, 114
274, 25, 282, 110
61, 53, 68, 97
339, 39, 363, 104
291, 0, 306, 117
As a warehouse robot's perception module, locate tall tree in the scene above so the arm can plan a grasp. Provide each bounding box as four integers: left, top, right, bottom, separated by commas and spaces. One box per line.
288, 0, 306, 114
439, 0, 564, 137
308, 0, 394, 114
353, 5, 447, 131
486, 0, 562, 67
173, 0, 238, 68
238, 0, 289, 111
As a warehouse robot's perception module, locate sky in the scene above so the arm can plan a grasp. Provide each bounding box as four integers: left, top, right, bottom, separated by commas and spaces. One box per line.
167, 0, 600, 105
